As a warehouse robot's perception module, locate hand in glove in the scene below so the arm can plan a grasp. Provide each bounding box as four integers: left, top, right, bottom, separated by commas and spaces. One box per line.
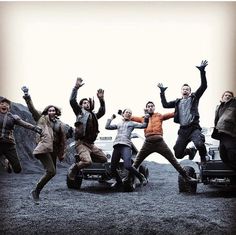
75, 77, 84, 88
97, 89, 104, 100
21, 86, 29, 96
196, 60, 208, 71
157, 83, 168, 93
34, 126, 43, 135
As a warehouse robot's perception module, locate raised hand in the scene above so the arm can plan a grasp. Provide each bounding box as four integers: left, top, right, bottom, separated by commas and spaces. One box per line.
97, 89, 104, 100
21, 86, 29, 96
144, 108, 150, 119
157, 83, 168, 93
75, 77, 84, 88
34, 126, 43, 135
196, 60, 208, 71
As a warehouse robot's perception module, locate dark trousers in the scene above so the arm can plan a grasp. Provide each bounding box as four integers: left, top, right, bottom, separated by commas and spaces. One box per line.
0, 143, 21, 173
111, 144, 143, 183
34, 152, 56, 192
219, 135, 236, 171
133, 135, 188, 178
174, 126, 207, 161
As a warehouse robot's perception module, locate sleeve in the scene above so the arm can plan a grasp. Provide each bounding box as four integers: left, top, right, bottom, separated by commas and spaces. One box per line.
22, 95, 41, 122
105, 118, 117, 130
13, 114, 36, 131
69, 87, 81, 116
132, 121, 148, 129
162, 112, 174, 120
214, 105, 220, 126
130, 116, 144, 123
160, 92, 176, 108
194, 70, 207, 99
96, 99, 105, 119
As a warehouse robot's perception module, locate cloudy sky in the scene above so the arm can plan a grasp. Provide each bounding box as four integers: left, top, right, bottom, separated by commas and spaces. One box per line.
0, 2, 235, 162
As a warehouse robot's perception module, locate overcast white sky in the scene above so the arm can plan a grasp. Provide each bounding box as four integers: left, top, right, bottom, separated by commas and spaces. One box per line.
0, 2, 235, 163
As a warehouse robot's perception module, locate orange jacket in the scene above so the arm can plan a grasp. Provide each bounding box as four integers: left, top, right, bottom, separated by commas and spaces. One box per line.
131, 112, 174, 137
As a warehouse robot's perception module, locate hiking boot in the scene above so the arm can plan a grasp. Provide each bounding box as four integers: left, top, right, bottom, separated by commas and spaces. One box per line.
68, 163, 78, 181
110, 181, 123, 190
6, 161, 12, 173
106, 178, 116, 184
188, 147, 197, 160
139, 173, 148, 186
31, 189, 40, 201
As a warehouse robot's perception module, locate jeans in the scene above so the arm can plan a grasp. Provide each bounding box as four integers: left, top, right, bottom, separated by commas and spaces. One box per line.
111, 144, 144, 183
174, 126, 207, 161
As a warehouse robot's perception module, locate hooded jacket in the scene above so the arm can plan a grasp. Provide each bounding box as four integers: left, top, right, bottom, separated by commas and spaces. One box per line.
23, 95, 66, 160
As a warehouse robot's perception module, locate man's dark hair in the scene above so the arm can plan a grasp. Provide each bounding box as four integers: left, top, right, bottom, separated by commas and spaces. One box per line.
79, 98, 89, 106
146, 101, 155, 108
182, 84, 191, 92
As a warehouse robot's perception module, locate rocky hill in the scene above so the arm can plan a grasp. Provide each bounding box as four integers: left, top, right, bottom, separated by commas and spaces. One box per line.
0, 100, 73, 173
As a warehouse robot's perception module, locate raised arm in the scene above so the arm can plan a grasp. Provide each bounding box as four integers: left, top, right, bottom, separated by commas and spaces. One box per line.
105, 114, 117, 130
95, 88, 105, 119
69, 78, 84, 116
21, 86, 41, 122
157, 83, 176, 108
194, 60, 208, 98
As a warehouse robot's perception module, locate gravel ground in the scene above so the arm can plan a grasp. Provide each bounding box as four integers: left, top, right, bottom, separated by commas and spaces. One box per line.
1, 161, 236, 235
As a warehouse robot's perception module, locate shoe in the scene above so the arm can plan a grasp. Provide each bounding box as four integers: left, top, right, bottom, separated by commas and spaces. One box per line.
110, 182, 123, 190
188, 147, 197, 160
31, 189, 40, 200
6, 162, 12, 174
139, 173, 148, 186
106, 178, 116, 184
68, 163, 78, 181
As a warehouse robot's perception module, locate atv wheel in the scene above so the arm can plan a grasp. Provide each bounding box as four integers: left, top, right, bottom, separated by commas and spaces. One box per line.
178, 166, 197, 194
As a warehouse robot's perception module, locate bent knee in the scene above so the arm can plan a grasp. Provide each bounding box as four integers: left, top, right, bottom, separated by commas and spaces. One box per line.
48, 169, 56, 178
83, 159, 93, 167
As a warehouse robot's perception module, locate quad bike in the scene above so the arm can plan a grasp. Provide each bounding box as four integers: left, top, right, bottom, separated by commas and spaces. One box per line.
66, 135, 149, 192
178, 146, 236, 194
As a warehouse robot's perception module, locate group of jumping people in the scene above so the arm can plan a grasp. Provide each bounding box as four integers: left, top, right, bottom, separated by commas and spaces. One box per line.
1, 59, 236, 200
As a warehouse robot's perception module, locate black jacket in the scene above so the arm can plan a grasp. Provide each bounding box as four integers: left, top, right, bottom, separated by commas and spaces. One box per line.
160, 70, 207, 125
70, 87, 105, 143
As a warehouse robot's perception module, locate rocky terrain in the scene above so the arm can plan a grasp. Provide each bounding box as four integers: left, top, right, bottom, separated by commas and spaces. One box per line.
0, 101, 236, 235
